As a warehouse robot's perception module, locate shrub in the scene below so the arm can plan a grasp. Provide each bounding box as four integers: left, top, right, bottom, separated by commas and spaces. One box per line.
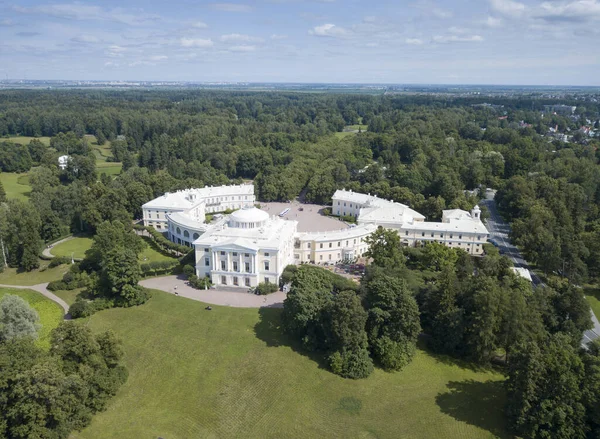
69, 298, 115, 319
49, 256, 71, 268
340, 215, 357, 223
182, 264, 195, 278
255, 282, 278, 295
189, 275, 211, 290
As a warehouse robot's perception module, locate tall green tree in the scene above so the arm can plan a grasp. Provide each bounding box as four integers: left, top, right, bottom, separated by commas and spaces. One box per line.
363, 271, 421, 371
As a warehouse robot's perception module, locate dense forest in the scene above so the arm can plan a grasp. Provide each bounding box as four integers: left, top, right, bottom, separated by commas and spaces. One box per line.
1, 89, 599, 282
1, 89, 600, 438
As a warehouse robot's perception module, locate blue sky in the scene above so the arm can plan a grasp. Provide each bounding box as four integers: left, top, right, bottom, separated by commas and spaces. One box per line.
1, 0, 599, 85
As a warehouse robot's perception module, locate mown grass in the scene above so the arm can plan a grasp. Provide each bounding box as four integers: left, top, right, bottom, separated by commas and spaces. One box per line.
50, 237, 93, 260
76, 289, 509, 439
4, 136, 51, 146
0, 262, 69, 286
97, 162, 122, 176
0, 172, 31, 200
0, 287, 63, 349
52, 288, 83, 307
51, 236, 176, 265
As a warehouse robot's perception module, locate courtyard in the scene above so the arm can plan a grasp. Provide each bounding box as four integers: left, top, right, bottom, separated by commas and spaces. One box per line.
259, 201, 350, 233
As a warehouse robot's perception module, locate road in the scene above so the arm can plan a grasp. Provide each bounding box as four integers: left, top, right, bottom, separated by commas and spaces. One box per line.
481, 191, 599, 346
480, 193, 544, 287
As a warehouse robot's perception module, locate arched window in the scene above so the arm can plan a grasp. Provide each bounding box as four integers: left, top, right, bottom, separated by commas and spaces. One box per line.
193, 233, 200, 240
176, 227, 181, 235
184, 230, 190, 238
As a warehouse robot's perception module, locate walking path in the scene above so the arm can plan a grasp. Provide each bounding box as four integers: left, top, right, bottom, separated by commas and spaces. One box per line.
42, 236, 76, 258
140, 275, 286, 308
0, 283, 71, 318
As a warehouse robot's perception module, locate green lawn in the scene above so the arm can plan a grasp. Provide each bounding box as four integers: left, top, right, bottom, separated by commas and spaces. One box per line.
50, 236, 175, 265
76, 290, 508, 439
0, 172, 31, 200
585, 285, 600, 319
345, 124, 368, 131
52, 288, 83, 307
97, 162, 122, 176
0, 262, 69, 286
50, 237, 93, 260
139, 242, 178, 264
4, 136, 51, 146
0, 287, 63, 349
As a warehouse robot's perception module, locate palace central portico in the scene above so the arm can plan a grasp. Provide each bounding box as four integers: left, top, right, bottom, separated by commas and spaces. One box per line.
193, 207, 297, 288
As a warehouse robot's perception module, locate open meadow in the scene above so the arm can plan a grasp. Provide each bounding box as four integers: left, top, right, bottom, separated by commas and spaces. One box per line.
0, 172, 31, 200
4, 136, 51, 146
0, 287, 63, 349
75, 289, 509, 439
0, 262, 68, 286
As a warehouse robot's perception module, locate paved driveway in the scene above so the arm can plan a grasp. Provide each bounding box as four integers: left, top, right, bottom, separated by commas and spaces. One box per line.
140, 276, 286, 308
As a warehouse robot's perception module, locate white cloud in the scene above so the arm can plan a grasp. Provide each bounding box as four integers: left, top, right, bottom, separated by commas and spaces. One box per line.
431, 7, 454, 18
433, 34, 484, 43
535, 0, 600, 22
106, 45, 127, 57
13, 4, 161, 26
191, 21, 208, 29
405, 38, 424, 45
0, 19, 15, 26
210, 3, 253, 12
489, 0, 527, 17
104, 61, 119, 67
180, 37, 214, 48
149, 55, 168, 61
309, 23, 348, 37
483, 15, 503, 27
220, 33, 264, 43
228, 45, 256, 52
270, 34, 288, 40
71, 34, 100, 44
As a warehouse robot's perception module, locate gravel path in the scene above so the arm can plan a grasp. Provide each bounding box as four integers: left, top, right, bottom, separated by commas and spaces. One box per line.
42, 236, 76, 258
0, 282, 71, 318
140, 275, 286, 308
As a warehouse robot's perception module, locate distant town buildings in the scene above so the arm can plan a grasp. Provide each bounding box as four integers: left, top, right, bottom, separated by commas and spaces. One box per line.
544, 104, 577, 115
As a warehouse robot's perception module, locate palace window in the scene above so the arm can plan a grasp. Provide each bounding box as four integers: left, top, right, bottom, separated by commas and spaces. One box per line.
265, 277, 270, 284
193, 233, 199, 240
233, 262, 238, 272
233, 277, 239, 286
205, 248, 209, 252
245, 278, 250, 287
176, 227, 181, 235
320, 243, 323, 249
307, 243, 311, 249
244, 253, 249, 257
421, 232, 425, 237
264, 261, 270, 271
431, 233, 434, 237
205, 258, 209, 266
221, 276, 226, 285
220, 251, 225, 256
320, 255, 323, 261
184, 230, 190, 238
264, 253, 270, 257
405, 231, 409, 236
459, 235, 462, 239
245, 262, 250, 272
338, 242, 341, 247
329, 243, 332, 248
233, 252, 238, 257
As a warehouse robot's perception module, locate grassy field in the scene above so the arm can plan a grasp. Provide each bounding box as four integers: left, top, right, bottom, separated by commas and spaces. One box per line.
52, 288, 83, 307
0, 172, 31, 200
76, 290, 509, 439
0, 287, 63, 349
50, 237, 93, 260
50, 236, 176, 265
4, 136, 51, 146
97, 162, 123, 176
0, 262, 69, 286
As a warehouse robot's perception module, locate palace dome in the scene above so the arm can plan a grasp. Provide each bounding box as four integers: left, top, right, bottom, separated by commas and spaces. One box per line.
229, 207, 269, 228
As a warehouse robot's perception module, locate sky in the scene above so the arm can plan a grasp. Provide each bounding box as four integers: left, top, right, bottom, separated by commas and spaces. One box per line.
1, 0, 600, 85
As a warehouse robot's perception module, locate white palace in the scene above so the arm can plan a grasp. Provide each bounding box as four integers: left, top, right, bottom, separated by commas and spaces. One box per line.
142, 184, 488, 288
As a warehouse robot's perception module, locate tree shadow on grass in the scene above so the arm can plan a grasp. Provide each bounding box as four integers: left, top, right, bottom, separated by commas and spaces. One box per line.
436, 379, 511, 439
254, 307, 330, 371
417, 337, 505, 374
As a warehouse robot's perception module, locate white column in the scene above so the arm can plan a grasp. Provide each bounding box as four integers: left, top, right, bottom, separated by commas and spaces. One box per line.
226, 252, 231, 272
